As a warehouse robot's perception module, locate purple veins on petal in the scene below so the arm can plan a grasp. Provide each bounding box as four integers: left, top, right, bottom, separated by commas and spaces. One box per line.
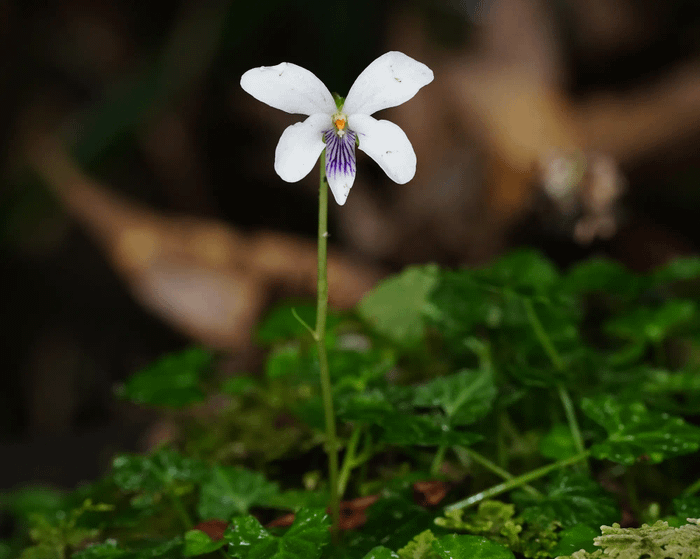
324, 129, 357, 182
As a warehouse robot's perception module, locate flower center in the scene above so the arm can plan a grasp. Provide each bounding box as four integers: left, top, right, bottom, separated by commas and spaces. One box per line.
332, 112, 348, 137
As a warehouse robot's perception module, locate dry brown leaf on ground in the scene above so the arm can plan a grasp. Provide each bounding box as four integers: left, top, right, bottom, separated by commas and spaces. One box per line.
26, 136, 382, 352
375, 1, 700, 251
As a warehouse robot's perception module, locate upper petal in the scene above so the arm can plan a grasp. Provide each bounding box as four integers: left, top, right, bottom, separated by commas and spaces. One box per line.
343, 52, 434, 116
274, 113, 329, 182
241, 62, 336, 116
351, 114, 416, 184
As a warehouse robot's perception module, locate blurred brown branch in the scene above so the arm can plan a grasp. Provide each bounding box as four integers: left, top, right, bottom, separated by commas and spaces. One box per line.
26, 136, 381, 351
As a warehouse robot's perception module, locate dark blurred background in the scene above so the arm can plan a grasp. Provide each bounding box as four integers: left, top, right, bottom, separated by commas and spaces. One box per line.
3, 0, 700, 490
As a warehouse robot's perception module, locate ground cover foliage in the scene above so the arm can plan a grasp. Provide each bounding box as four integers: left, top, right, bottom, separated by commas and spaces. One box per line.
3, 249, 700, 558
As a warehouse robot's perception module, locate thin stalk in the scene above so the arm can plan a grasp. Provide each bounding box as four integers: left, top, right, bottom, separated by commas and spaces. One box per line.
168, 491, 194, 530
523, 297, 565, 371
497, 411, 508, 469
338, 426, 362, 498
151, 468, 193, 530
684, 477, 700, 496
524, 297, 588, 472
445, 451, 590, 512
556, 382, 588, 473
455, 447, 541, 498
315, 150, 340, 537
430, 444, 448, 476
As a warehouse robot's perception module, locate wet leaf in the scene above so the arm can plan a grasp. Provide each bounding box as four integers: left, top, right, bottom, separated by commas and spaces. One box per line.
358, 265, 439, 348
225, 508, 330, 559
411, 368, 496, 425
117, 348, 211, 408
513, 471, 619, 529
582, 396, 700, 465
184, 530, 226, 557
431, 534, 515, 559
197, 465, 279, 520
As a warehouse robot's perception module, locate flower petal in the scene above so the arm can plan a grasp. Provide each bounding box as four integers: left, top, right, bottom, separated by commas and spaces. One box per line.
274, 113, 328, 182
343, 52, 434, 116
324, 129, 357, 205
241, 63, 336, 116
350, 114, 416, 184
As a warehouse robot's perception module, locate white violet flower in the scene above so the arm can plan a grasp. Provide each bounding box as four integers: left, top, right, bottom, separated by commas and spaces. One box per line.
240, 51, 434, 205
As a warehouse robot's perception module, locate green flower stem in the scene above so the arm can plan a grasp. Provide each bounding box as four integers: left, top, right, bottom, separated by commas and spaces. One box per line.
150, 468, 193, 530
338, 426, 375, 498
454, 447, 541, 498
444, 451, 590, 512
523, 297, 588, 472
555, 382, 588, 472
497, 411, 508, 469
338, 426, 361, 498
315, 150, 340, 537
684, 477, 700, 496
431, 444, 448, 476
168, 492, 194, 530
523, 297, 564, 370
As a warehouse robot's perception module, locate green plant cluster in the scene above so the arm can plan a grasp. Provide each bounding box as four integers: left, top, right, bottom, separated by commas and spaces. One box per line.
3, 250, 700, 558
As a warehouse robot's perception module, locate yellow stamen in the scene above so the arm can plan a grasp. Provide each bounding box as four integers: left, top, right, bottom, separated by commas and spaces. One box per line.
335, 118, 346, 130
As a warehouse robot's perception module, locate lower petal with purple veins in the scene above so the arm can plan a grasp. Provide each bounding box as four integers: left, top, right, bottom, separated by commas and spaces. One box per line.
323, 129, 357, 206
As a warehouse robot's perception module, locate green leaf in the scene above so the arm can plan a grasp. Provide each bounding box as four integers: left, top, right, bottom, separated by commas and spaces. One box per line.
197, 465, 279, 520
582, 396, 700, 465
539, 423, 579, 460
605, 300, 695, 345
224, 515, 269, 552
131, 537, 184, 558
283, 508, 331, 548
551, 524, 599, 555
117, 348, 211, 408
427, 251, 578, 366
19, 500, 114, 559
431, 534, 515, 559
377, 412, 482, 447
513, 471, 619, 529
112, 448, 208, 493
327, 348, 396, 391
0, 487, 66, 518
561, 258, 642, 296
363, 547, 400, 559
411, 368, 496, 425
652, 256, 700, 284
197, 466, 279, 520
397, 530, 439, 559
258, 489, 329, 512
345, 496, 436, 555
336, 389, 396, 424
72, 540, 131, 558
358, 265, 439, 347
642, 367, 700, 414
220, 376, 257, 396
482, 249, 560, 295
673, 495, 700, 519
225, 508, 330, 559
428, 268, 501, 339
184, 530, 226, 557
265, 345, 309, 381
